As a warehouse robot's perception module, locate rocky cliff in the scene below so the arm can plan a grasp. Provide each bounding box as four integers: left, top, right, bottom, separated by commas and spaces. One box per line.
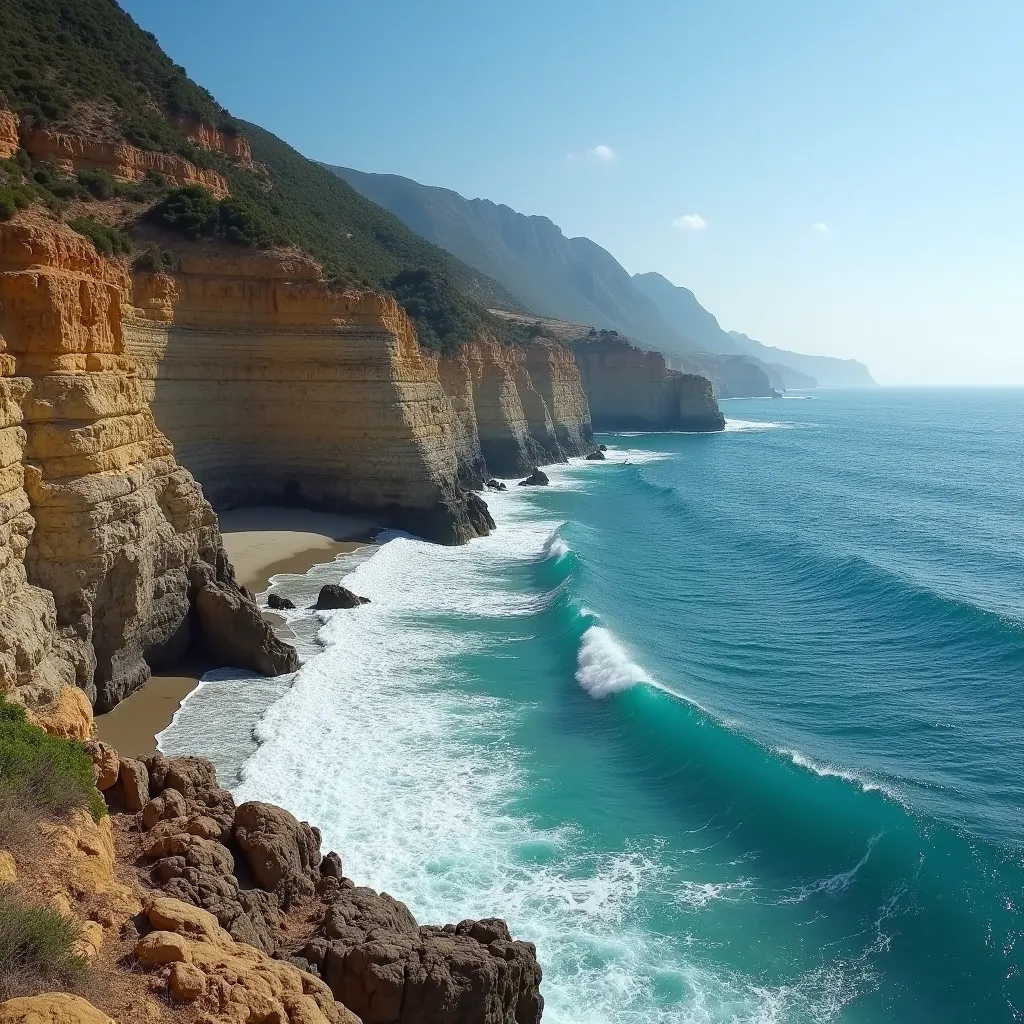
126, 251, 594, 534
436, 339, 593, 478
574, 334, 725, 432
0, 217, 293, 715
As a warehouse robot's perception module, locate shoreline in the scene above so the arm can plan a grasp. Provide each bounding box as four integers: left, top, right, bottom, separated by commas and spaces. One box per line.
95, 506, 378, 757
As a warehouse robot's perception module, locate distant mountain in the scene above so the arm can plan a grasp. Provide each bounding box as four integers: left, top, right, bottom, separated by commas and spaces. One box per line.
632, 273, 875, 389
330, 166, 685, 351
329, 166, 874, 390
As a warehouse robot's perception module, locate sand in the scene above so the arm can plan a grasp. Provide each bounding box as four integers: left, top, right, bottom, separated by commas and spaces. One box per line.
95, 506, 378, 757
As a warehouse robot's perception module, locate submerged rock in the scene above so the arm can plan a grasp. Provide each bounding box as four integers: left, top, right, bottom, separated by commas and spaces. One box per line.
314, 584, 371, 610
585, 449, 606, 460
598, 443, 608, 451
517, 468, 549, 487
267, 593, 295, 610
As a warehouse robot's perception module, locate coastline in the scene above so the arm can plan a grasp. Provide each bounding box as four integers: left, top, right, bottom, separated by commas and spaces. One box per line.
95, 506, 378, 757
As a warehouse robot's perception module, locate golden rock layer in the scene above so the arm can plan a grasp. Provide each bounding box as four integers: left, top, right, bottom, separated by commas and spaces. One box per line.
0, 218, 283, 714
18, 127, 228, 196
0, 109, 17, 160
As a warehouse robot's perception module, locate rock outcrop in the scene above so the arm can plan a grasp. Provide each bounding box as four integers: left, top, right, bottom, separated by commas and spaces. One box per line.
574, 334, 725, 432
17, 128, 229, 196
314, 585, 370, 610
168, 115, 254, 168
0, 217, 293, 713
127, 752, 544, 1024
0, 110, 18, 160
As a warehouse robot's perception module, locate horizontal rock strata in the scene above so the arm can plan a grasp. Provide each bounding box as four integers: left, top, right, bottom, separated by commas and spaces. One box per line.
574, 334, 725, 432
0, 217, 292, 713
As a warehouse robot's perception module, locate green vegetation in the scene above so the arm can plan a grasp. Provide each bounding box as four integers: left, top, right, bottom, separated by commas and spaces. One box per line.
133, 243, 177, 273
149, 184, 277, 248
0, 2, 539, 352
0, 889, 87, 1000
68, 217, 133, 256
0, 699, 105, 850
0, 0, 235, 146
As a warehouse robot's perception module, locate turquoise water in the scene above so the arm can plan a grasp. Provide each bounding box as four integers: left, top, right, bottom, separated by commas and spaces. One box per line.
164, 389, 1024, 1023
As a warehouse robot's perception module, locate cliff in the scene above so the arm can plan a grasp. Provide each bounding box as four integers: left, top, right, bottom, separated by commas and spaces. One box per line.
436, 339, 593, 478
574, 333, 725, 432
126, 251, 593, 538
0, 216, 294, 715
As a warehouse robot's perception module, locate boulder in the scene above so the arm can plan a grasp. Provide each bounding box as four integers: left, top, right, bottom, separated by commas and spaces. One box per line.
141, 789, 188, 830
83, 740, 119, 790
320, 851, 343, 880
484, 479, 507, 491
585, 449, 606, 460
135, 929, 191, 965
118, 757, 150, 811
191, 567, 300, 676
314, 585, 371, 611
168, 960, 206, 1002
0, 994, 115, 1024
598, 444, 607, 451
267, 593, 296, 610
517, 468, 549, 487
233, 801, 323, 895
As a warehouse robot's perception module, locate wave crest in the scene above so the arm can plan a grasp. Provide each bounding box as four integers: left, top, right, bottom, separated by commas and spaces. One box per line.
576, 625, 654, 698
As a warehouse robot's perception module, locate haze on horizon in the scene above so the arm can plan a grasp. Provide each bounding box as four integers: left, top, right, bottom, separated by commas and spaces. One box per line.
121, 0, 1023, 387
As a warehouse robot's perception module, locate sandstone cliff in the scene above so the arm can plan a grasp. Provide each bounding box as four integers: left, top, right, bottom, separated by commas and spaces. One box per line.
0, 110, 17, 160
0, 217, 293, 714
436, 339, 594, 478
574, 334, 725, 432
168, 115, 254, 168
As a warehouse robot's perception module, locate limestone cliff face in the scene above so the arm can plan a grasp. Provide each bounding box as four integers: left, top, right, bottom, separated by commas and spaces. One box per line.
0, 109, 17, 159
574, 334, 725, 432
0, 217, 290, 715
18, 128, 229, 196
125, 251, 494, 545
437, 339, 594, 478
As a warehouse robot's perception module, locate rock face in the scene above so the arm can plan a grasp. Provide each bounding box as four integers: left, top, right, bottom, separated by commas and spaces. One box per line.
18, 128, 229, 196
574, 334, 725, 432
437, 339, 593, 478
0, 109, 18, 160
127, 252, 590, 540
0, 217, 293, 713
168, 114, 254, 168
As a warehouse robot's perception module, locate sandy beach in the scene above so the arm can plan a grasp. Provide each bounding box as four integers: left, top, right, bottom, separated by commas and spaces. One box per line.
95, 506, 378, 757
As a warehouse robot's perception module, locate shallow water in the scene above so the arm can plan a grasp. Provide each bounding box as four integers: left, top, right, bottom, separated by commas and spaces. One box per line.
163, 388, 1024, 1023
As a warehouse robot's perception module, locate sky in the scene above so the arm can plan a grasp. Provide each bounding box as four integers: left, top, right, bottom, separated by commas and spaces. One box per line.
121, 0, 1024, 385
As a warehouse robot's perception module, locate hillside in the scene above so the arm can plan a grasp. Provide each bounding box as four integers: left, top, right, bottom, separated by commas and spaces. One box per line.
632, 272, 876, 388
330, 165, 684, 350
0, 0, 527, 354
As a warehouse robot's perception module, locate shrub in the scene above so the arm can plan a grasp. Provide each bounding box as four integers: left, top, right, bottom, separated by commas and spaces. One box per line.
0, 888, 88, 1000
133, 244, 176, 273
0, 698, 105, 855
67, 218, 133, 257
76, 168, 114, 200
0, 187, 21, 221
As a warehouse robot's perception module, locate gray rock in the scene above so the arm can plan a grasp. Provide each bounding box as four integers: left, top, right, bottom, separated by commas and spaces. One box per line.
517, 468, 549, 487
314, 584, 371, 610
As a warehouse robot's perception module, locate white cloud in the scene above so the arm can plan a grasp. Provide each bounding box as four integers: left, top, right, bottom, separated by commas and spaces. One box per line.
813, 221, 829, 233
567, 144, 618, 164
672, 213, 707, 231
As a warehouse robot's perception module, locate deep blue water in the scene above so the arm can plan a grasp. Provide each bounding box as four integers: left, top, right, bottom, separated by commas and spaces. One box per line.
165, 388, 1024, 1023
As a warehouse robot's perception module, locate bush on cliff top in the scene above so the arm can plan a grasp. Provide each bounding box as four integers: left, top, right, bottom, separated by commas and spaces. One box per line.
0, 888, 88, 1000
68, 217, 133, 257
149, 184, 278, 248
0, 699, 105, 853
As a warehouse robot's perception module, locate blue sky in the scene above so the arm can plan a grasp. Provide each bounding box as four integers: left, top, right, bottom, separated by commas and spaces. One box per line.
122, 0, 1023, 384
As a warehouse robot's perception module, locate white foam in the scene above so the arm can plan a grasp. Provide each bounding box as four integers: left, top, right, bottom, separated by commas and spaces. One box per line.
575, 625, 654, 698
777, 748, 901, 802
723, 419, 788, 432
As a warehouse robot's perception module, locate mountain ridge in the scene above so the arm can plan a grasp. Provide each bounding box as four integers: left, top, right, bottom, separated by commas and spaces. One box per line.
329, 165, 875, 390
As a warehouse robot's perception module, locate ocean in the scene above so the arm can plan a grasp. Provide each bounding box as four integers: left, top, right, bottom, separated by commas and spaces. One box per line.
161, 388, 1024, 1023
